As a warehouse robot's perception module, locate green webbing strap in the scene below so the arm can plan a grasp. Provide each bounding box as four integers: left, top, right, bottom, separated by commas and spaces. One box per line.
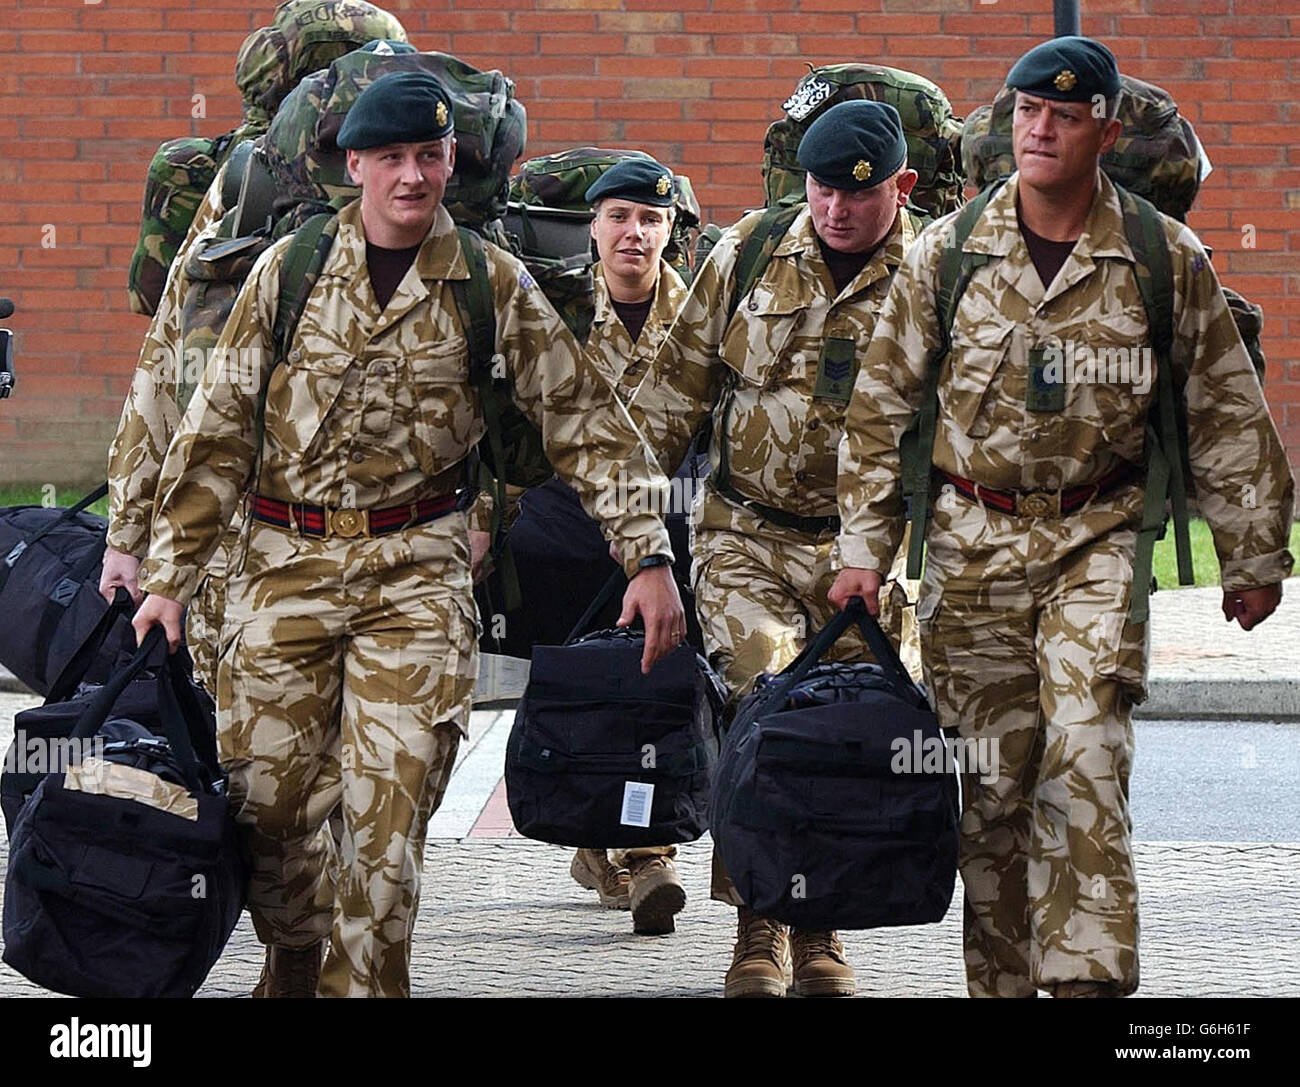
1120, 186, 1193, 620
450, 227, 519, 610
901, 186, 996, 579
713, 201, 803, 503
255, 212, 338, 495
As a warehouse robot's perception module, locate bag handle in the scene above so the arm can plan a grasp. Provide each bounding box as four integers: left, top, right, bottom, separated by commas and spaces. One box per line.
563, 567, 628, 646
742, 598, 916, 725
69, 628, 217, 794
43, 586, 136, 705
0, 483, 109, 593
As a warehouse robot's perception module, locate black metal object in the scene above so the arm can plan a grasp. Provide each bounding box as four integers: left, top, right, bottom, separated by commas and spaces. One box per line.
1054, 0, 1081, 36
0, 298, 14, 399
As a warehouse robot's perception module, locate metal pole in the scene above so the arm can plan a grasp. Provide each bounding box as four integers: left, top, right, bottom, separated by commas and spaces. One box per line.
1054, 0, 1081, 36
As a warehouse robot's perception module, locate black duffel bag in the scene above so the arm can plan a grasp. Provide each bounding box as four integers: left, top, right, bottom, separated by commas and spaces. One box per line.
0, 484, 139, 699
3, 628, 246, 998
505, 571, 726, 847
711, 599, 959, 931
2, 646, 214, 839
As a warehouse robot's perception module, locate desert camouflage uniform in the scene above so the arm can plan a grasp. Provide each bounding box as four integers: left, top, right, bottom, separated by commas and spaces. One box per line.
138, 199, 673, 997
575, 257, 688, 876
628, 203, 923, 903
835, 171, 1296, 996
114, 0, 408, 682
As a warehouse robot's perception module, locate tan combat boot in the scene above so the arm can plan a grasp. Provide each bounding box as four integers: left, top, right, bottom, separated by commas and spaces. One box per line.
250, 942, 323, 998
790, 929, 855, 997
725, 907, 791, 998
627, 854, 687, 935
570, 849, 630, 909
1051, 980, 1125, 998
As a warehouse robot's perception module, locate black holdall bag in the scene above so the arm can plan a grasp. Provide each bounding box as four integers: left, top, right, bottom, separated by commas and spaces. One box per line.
711, 599, 959, 932
505, 571, 726, 848
0, 483, 139, 700
3, 628, 246, 999
1, 641, 214, 839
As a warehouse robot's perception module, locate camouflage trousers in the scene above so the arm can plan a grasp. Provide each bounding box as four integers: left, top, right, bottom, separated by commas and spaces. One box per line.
918, 484, 1148, 998
216, 515, 479, 998
184, 517, 240, 696
690, 490, 917, 905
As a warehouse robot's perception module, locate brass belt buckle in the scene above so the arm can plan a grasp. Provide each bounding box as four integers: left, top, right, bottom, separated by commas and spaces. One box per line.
329, 508, 366, 538
1017, 492, 1057, 518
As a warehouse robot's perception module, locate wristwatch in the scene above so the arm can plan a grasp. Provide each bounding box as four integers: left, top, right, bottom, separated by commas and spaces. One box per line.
637, 554, 673, 570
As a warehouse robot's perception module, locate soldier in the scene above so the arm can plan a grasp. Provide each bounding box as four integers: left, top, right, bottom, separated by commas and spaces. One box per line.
127, 0, 409, 316
626, 101, 924, 997
830, 37, 1295, 997
103, 4, 409, 695
131, 72, 685, 998
560, 158, 692, 935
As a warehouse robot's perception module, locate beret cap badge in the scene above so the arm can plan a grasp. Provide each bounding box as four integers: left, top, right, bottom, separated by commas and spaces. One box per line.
655, 174, 672, 196
435, 101, 448, 127
852, 159, 873, 182
1054, 69, 1077, 92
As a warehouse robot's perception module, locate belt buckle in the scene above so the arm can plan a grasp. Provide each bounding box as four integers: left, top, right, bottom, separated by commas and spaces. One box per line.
1017, 491, 1058, 518
329, 507, 366, 538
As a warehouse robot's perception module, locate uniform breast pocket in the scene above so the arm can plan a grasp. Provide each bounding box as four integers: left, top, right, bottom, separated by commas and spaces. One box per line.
941, 321, 1015, 437
718, 286, 803, 390
407, 336, 477, 474
264, 350, 352, 459
1065, 315, 1155, 448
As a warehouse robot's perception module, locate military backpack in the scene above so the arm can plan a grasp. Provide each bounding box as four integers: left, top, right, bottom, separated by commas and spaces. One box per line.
764, 63, 966, 223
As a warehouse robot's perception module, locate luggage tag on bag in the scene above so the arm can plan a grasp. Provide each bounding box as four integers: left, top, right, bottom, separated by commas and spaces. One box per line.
1026, 345, 1066, 413
812, 336, 857, 404
620, 781, 654, 827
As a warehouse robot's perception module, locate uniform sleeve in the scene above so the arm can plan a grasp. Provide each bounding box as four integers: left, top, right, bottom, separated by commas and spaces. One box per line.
135, 237, 287, 604
178, 166, 227, 259
625, 224, 745, 477
106, 250, 191, 557
833, 224, 948, 573
1170, 225, 1295, 590
490, 254, 673, 580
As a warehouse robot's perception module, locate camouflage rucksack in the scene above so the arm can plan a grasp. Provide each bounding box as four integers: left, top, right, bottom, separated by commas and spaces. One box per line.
267, 47, 526, 234
764, 64, 966, 222
126, 0, 408, 316
509, 147, 703, 283
961, 74, 1267, 385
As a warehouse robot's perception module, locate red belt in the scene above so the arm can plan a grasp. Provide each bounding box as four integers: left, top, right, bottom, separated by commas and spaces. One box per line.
938, 463, 1140, 518
250, 492, 463, 538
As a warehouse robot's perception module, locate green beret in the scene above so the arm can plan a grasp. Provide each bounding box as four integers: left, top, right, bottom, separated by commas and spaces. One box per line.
796, 101, 907, 191
337, 71, 454, 151
1006, 36, 1121, 103
585, 158, 676, 207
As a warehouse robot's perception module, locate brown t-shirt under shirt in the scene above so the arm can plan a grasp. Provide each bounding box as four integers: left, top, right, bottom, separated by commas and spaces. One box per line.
366, 240, 422, 310
1017, 213, 1078, 290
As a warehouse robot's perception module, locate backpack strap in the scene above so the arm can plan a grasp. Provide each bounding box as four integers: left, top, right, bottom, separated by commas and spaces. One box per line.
1117, 184, 1193, 622
712, 201, 804, 508
449, 227, 521, 608
900, 184, 997, 579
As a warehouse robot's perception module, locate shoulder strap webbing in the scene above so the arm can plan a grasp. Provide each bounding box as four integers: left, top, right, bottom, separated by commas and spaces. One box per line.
449, 227, 520, 608
901, 185, 997, 579
713, 202, 803, 499
1118, 185, 1192, 621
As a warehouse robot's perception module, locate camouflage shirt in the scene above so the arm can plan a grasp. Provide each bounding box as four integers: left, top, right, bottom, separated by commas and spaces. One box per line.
138, 199, 673, 604
835, 171, 1296, 591
108, 214, 224, 557
587, 258, 687, 401
628, 204, 921, 529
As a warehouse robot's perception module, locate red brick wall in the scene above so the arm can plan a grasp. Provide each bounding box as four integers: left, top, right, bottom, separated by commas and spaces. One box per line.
2, 0, 1296, 486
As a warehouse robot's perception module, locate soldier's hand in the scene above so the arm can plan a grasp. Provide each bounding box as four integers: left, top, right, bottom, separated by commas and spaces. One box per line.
829, 568, 883, 616
99, 546, 144, 607
617, 564, 685, 674
608, 541, 622, 564
132, 593, 185, 653
1221, 582, 1282, 631
469, 530, 492, 583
